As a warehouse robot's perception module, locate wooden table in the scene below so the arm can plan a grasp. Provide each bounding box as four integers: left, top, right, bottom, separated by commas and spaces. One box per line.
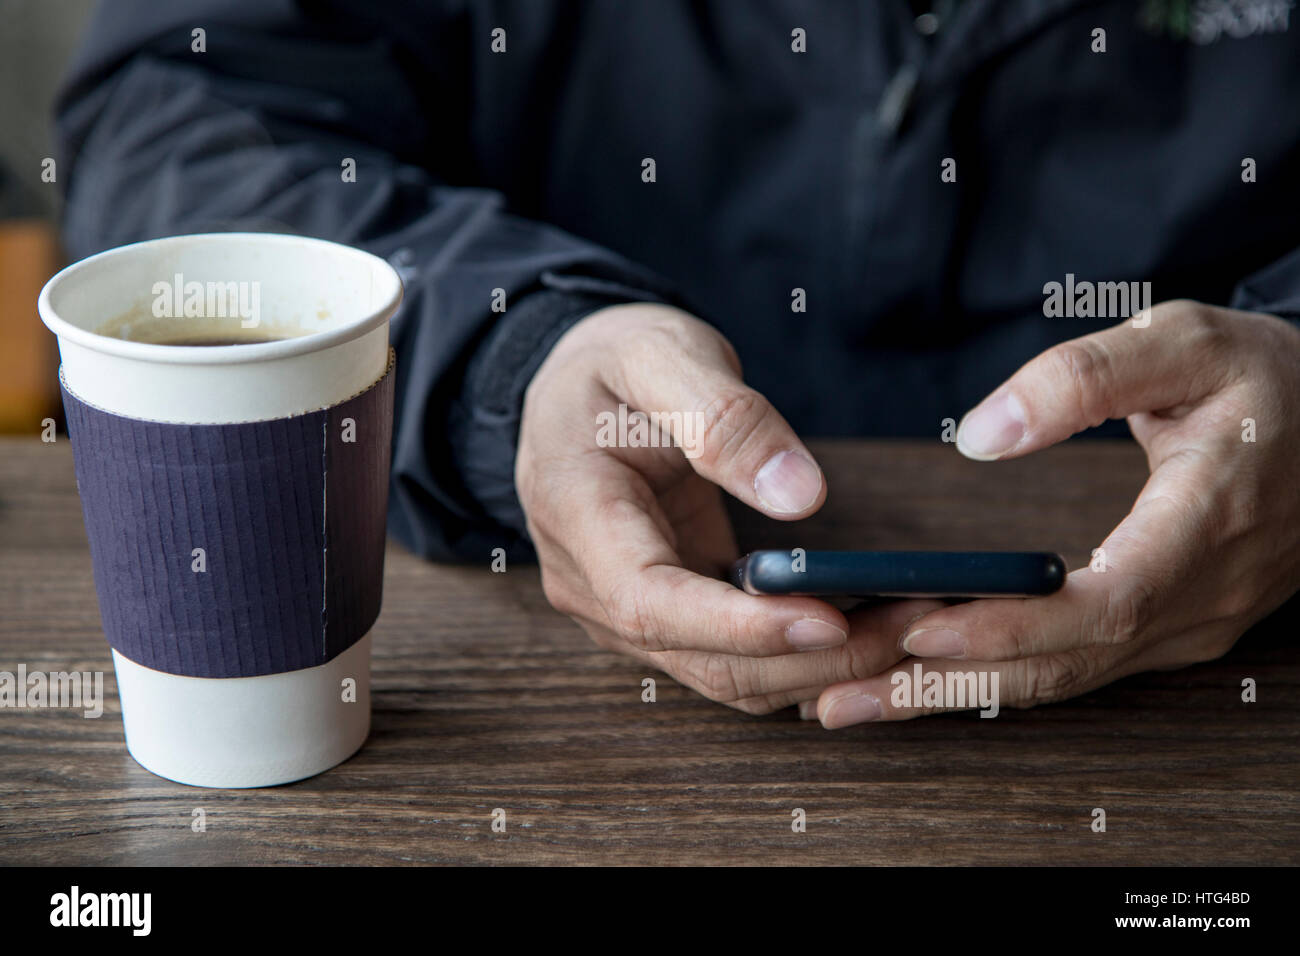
1, 437, 1296, 865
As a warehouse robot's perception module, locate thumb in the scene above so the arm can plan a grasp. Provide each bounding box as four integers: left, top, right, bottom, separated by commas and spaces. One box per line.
955, 303, 1227, 461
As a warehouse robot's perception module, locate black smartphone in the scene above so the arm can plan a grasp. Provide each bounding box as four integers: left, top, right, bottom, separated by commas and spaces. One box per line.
730, 550, 1067, 598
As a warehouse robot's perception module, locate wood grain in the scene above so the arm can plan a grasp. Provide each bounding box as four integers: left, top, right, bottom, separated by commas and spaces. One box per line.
1, 437, 1296, 865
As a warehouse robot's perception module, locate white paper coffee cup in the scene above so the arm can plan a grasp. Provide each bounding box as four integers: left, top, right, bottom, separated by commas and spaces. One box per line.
38, 232, 403, 788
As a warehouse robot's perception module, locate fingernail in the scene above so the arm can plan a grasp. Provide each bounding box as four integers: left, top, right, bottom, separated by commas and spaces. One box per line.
822, 692, 881, 729
798, 701, 819, 720
754, 450, 822, 514
786, 618, 847, 651
903, 627, 967, 658
956, 391, 1025, 461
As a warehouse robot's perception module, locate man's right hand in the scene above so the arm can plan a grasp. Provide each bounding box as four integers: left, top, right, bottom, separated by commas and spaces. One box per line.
516, 303, 942, 715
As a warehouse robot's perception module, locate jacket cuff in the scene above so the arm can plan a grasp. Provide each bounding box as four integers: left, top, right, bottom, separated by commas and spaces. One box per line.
1230, 245, 1300, 321
448, 272, 676, 548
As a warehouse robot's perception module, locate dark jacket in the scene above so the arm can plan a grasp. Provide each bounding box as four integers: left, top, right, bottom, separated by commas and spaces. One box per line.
55, 0, 1300, 560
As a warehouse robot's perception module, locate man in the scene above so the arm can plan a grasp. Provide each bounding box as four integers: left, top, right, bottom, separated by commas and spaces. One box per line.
55, 0, 1300, 727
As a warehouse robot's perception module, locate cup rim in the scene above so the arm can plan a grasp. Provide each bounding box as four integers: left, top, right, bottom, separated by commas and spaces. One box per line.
37, 232, 404, 366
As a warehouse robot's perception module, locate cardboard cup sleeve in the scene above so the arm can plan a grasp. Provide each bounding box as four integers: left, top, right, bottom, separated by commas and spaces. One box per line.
60, 350, 395, 682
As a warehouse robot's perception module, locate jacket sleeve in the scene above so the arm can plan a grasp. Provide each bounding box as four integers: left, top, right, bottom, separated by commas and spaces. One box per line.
1230, 245, 1300, 322
54, 0, 681, 562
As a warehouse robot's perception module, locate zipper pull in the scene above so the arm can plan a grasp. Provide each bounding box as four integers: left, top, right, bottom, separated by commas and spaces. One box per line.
876, 62, 920, 137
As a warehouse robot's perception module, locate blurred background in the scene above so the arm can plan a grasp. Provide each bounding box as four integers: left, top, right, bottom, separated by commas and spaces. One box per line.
0, 0, 95, 433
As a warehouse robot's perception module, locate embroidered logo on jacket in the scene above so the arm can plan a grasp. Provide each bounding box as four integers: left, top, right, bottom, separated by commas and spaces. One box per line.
1138, 0, 1293, 44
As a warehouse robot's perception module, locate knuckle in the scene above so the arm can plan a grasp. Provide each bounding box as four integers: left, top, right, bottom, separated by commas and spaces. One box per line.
596, 491, 651, 530
520, 507, 545, 548
538, 567, 575, 616
1172, 298, 1221, 334
680, 654, 743, 702
1211, 584, 1256, 625
1151, 298, 1197, 324
606, 580, 660, 651
1047, 339, 1113, 428
515, 459, 564, 526
843, 639, 886, 682
997, 620, 1035, 658
728, 696, 776, 716
1180, 303, 1234, 365
1216, 487, 1261, 546
695, 386, 770, 469
1188, 628, 1239, 665
640, 305, 698, 344
636, 310, 708, 372
1149, 300, 1238, 390
1101, 575, 1160, 646
1018, 652, 1091, 708
514, 456, 542, 509
578, 621, 621, 653
642, 308, 742, 373
714, 334, 745, 378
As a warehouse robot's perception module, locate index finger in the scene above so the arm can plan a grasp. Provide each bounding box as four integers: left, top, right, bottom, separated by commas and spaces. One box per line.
955, 302, 1234, 461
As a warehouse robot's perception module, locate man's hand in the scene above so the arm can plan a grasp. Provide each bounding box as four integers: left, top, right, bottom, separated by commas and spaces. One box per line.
814, 301, 1300, 728
518, 303, 942, 714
